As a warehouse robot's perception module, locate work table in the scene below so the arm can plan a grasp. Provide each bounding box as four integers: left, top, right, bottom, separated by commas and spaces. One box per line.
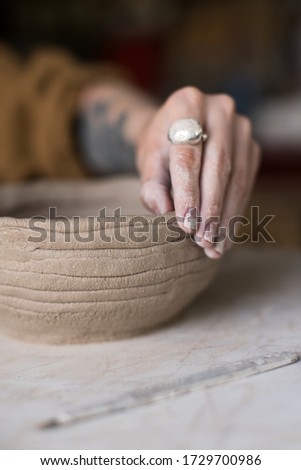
0, 248, 300, 449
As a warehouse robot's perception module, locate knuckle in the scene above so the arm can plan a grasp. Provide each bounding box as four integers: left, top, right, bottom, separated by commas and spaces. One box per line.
206, 200, 222, 219
210, 201, 222, 215
239, 115, 252, 137
218, 94, 236, 114
169, 86, 203, 106
181, 86, 203, 104
211, 145, 232, 177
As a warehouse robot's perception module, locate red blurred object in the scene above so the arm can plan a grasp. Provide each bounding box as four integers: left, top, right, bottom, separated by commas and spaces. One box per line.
105, 34, 164, 91
260, 149, 301, 175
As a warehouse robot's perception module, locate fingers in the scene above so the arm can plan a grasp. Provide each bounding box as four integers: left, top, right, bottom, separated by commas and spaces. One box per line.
244, 141, 261, 206
219, 140, 261, 256
139, 150, 174, 214
205, 115, 261, 258
169, 143, 202, 232
195, 94, 235, 256
168, 88, 205, 232
213, 115, 252, 257
137, 86, 260, 260
137, 111, 174, 214
140, 87, 205, 221
140, 175, 174, 215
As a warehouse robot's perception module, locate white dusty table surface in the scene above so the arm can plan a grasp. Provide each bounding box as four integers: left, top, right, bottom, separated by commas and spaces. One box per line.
0, 248, 300, 450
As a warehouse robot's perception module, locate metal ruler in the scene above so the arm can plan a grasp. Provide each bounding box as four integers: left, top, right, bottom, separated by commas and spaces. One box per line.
40, 351, 299, 429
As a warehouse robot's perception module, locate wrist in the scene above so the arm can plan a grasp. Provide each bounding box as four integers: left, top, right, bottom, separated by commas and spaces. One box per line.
76, 81, 158, 175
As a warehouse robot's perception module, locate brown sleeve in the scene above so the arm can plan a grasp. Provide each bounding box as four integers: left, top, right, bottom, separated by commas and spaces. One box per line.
0, 44, 125, 182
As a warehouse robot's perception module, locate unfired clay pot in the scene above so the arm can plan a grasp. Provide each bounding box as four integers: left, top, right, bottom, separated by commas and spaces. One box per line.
0, 176, 217, 343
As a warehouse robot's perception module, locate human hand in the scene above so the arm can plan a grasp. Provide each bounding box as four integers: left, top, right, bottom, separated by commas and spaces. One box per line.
137, 87, 261, 259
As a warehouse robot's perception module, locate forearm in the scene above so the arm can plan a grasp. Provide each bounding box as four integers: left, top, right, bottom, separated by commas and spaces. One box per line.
76, 82, 157, 175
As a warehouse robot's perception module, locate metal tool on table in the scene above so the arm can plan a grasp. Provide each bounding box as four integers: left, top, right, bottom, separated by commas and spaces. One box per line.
40, 351, 299, 430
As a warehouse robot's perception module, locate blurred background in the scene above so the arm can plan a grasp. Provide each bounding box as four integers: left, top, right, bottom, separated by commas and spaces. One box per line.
1, 0, 301, 246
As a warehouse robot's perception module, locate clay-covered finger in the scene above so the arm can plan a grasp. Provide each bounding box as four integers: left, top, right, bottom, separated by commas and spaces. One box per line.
213, 115, 254, 256
169, 143, 203, 232
195, 94, 235, 258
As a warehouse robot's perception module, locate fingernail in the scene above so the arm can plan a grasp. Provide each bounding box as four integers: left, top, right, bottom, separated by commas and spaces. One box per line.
203, 221, 219, 244
216, 238, 233, 255
153, 200, 173, 215
204, 247, 222, 260
215, 239, 226, 255
183, 208, 197, 232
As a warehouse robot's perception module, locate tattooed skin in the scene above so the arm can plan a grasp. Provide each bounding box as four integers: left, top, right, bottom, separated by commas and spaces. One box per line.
76, 101, 137, 174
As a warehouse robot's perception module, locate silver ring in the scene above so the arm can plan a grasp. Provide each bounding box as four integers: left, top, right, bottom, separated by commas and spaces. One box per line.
168, 118, 208, 145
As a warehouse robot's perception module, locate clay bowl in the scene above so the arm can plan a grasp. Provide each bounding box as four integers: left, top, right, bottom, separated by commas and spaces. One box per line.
0, 176, 218, 343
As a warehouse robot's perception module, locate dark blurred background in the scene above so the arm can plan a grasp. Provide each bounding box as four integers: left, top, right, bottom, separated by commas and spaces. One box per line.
1, 0, 301, 165
1, 0, 301, 245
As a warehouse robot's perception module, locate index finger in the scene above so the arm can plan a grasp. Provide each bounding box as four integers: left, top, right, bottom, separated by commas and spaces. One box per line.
168, 88, 206, 232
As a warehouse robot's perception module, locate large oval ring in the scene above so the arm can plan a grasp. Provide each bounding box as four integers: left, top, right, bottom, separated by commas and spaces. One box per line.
168, 118, 208, 145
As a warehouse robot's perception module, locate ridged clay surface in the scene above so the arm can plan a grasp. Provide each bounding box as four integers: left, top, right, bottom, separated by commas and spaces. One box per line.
0, 177, 217, 343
